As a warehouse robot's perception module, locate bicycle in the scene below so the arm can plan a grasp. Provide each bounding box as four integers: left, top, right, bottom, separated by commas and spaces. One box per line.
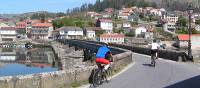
151, 52, 157, 67
92, 63, 113, 87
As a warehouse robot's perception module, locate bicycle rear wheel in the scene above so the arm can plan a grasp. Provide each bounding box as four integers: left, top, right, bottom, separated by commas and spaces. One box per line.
151, 54, 156, 67
92, 69, 102, 87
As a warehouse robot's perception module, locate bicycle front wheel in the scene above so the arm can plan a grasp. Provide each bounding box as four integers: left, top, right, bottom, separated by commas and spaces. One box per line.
92, 69, 102, 87
105, 67, 112, 83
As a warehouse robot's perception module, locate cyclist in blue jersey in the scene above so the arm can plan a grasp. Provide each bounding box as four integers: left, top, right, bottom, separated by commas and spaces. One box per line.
95, 43, 113, 70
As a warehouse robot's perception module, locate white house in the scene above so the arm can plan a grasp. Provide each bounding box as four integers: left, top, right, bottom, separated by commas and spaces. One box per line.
0, 27, 17, 41
135, 26, 147, 37
56, 26, 83, 39
176, 34, 200, 49
85, 27, 96, 39
100, 33, 125, 44
195, 25, 200, 31
164, 14, 179, 24
122, 22, 131, 28
163, 22, 176, 33
31, 23, 53, 39
96, 19, 113, 33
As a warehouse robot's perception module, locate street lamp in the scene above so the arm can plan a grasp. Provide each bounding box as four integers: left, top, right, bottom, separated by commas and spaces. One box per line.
187, 4, 193, 61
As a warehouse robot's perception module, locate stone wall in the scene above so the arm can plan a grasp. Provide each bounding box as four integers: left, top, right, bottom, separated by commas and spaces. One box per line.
0, 42, 133, 88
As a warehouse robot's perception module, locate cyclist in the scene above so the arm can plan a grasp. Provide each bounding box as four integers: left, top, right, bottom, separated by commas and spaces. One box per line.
147, 39, 160, 65
95, 43, 113, 71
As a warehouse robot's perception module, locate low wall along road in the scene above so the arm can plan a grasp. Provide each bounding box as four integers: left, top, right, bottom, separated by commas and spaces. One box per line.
0, 40, 133, 88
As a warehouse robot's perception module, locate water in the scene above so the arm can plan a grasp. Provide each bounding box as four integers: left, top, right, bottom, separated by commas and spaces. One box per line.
0, 48, 59, 77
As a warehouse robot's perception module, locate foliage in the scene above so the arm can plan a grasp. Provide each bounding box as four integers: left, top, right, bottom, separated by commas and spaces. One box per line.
125, 29, 135, 37
53, 17, 95, 29
176, 28, 200, 34
195, 18, 200, 25
176, 16, 187, 27
95, 30, 106, 37
175, 28, 188, 34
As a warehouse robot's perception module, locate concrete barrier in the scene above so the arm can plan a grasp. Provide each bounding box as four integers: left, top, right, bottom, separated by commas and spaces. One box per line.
0, 41, 133, 88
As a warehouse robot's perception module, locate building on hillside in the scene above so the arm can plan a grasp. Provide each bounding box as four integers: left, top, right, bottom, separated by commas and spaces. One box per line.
15, 22, 27, 35
101, 12, 112, 18
0, 27, 17, 41
31, 23, 53, 39
175, 34, 200, 49
128, 13, 140, 22
122, 22, 131, 28
84, 27, 96, 40
55, 26, 83, 39
100, 33, 125, 44
135, 26, 147, 37
164, 13, 179, 24
105, 8, 114, 13
163, 22, 176, 33
195, 25, 200, 31
87, 12, 102, 19
96, 19, 113, 33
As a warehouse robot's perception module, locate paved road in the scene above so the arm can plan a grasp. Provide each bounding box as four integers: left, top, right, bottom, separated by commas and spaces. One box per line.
96, 53, 200, 88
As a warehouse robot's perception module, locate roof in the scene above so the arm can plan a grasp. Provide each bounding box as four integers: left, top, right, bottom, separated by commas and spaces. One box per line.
0, 27, 16, 30
16, 22, 27, 29
85, 27, 101, 31
178, 34, 189, 41
100, 33, 125, 38
16, 22, 26, 25
56, 26, 82, 31
99, 19, 112, 22
105, 8, 114, 12
32, 23, 52, 27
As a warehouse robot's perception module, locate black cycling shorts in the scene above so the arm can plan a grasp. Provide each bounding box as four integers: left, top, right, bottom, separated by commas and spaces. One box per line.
151, 49, 158, 54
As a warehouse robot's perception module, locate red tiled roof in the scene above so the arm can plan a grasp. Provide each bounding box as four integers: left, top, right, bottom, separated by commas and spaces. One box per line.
16, 22, 27, 29
178, 34, 189, 41
0, 27, 16, 30
100, 33, 125, 38
99, 19, 112, 22
32, 23, 52, 27
178, 34, 200, 41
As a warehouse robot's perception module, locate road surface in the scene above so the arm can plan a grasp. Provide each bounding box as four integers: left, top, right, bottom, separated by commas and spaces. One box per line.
95, 53, 200, 88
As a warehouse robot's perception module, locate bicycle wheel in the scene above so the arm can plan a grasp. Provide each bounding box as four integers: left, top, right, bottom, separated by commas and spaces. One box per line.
151, 54, 156, 67
92, 69, 102, 87
105, 67, 112, 83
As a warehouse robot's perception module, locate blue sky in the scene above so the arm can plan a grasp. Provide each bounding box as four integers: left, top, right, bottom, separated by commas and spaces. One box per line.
0, 0, 96, 14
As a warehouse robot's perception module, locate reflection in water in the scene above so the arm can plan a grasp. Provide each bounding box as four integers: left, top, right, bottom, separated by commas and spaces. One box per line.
0, 48, 59, 77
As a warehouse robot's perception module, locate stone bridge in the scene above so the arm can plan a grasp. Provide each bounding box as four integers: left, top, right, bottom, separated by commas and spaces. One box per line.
0, 39, 199, 88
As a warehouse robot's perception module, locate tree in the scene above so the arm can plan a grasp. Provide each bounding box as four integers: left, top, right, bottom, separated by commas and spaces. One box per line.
176, 16, 187, 27
195, 18, 200, 25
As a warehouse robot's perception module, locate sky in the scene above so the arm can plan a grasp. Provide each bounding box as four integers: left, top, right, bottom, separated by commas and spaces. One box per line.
0, 0, 96, 14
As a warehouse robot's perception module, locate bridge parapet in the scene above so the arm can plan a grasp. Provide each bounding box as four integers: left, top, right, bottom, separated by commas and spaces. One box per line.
0, 40, 133, 88
109, 43, 188, 62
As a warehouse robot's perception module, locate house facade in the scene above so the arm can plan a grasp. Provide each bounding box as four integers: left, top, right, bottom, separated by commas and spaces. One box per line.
84, 27, 96, 39
96, 19, 113, 33
163, 22, 176, 33
100, 33, 125, 44
135, 26, 147, 37
0, 27, 17, 41
31, 23, 53, 39
176, 34, 200, 49
15, 22, 27, 35
56, 26, 83, 39
164, 14, 178, 24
